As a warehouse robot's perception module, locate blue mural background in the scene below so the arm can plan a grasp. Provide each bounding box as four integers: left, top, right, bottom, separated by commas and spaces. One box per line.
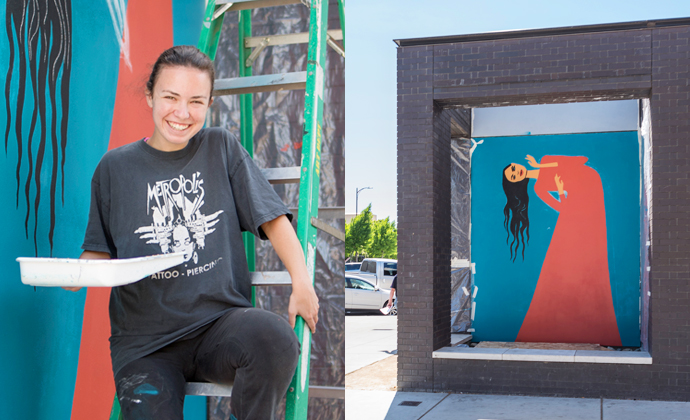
0, 1, 117, 418
0, 0, 206, 418
471, 131, 641, 347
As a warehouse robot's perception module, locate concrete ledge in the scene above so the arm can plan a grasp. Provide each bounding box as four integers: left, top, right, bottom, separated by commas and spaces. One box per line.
433, 347, 652, 364
574, 350, 653, 364
504, 348, 576, 363
434, 347, 507, 360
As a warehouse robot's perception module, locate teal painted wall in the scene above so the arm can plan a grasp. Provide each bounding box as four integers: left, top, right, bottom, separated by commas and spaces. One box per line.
471, 132, 641, 347
0, 1, 118, 418
1, 0, 207, 418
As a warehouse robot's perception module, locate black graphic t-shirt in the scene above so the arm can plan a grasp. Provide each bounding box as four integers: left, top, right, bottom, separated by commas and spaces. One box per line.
82, 127, 291, 375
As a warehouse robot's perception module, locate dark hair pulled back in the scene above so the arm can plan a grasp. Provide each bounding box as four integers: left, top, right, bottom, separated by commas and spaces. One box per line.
502, 164, 530, 262
146, 45, 215, 97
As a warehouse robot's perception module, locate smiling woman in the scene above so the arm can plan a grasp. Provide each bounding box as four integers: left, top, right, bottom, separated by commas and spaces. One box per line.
144, 46, 215, 151
70, 45, 320, 420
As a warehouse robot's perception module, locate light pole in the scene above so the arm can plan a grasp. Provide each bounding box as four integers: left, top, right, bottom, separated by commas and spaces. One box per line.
356, 187, 373, 214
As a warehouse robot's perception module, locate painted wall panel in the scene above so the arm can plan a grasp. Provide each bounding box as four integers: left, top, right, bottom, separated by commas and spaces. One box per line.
470, 132, 640, 347
0, 1, 118, 418
1, 0, 206, 418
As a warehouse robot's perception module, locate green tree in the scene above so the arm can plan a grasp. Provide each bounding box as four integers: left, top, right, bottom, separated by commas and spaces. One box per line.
368, 217, 397, 259
345, 205, 373, 260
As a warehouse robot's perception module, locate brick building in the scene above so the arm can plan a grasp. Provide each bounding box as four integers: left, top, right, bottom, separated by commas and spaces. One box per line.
395, 18, 690, 400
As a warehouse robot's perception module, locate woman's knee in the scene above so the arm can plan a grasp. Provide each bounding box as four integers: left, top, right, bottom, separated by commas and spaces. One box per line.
230, 309, 300, 375
115, 359, 186, 419
245, 309, 298, 352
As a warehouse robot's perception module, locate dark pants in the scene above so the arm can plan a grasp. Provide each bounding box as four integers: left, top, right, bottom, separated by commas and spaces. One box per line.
114, 307, 299, 420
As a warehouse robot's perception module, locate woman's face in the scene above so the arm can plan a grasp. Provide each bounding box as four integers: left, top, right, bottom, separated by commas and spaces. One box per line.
504, 163, 527, 183
145, 66, 213, 152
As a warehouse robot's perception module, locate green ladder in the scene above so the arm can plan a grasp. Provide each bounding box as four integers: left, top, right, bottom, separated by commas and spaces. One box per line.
198, 1, 343, 419
110, 0, 344, 418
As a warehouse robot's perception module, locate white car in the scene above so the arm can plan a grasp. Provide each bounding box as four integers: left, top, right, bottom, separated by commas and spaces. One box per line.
345, 274, 394, 312
352, 258, 397, 289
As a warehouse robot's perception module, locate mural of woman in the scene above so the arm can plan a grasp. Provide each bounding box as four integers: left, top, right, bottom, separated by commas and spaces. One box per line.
502, 155, 622, 346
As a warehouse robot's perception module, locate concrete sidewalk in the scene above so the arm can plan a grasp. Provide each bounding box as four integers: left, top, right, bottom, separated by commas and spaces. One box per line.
345, 314, 397, 374
345, 314, 690, 419
345, 389, 690, 420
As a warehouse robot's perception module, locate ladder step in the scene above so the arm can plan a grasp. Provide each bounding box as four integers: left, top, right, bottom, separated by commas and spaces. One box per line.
214, 72, 306, 96
311, 217, 345, 242
246, 29, 343, 48
261, 166, 301, 184
309, 385, 345, 400
185, 382, 345, 399
250, 271, 292, 286
185, 382, 234, 396
289, 206, 345, 220
216, 0, 302, 11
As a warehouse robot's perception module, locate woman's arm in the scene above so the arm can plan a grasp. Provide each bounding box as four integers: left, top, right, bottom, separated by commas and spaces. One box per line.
387, 287, 396, 308
526, 154, 558, 169
555, 174, 565, 197
62, 250, 111, 292
260, 215, 319, 333
534, 174, 566, 212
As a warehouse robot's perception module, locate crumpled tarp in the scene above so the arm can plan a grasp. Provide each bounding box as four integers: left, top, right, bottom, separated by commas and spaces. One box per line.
207, 2, 344, 418
450, 138, 472, 333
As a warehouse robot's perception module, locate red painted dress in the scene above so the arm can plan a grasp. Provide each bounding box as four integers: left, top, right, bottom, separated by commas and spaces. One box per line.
516, 156, 622, 346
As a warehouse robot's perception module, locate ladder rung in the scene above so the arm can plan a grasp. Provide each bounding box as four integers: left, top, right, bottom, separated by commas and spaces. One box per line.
246, 29, 343, 48
214, 72, 306, 96
185, 382, 234, 396
216, 0, 301, 11
289, 206, 345, 220
309, 385, 345, 400
250, 271, 292, 286
261, 166, 301, 184
185, 382, 345, 399
311, 217, 345, 242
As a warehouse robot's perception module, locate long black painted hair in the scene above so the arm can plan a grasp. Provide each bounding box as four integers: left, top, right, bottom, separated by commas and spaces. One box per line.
502, 164, 530, 262
4, 0, 72, 256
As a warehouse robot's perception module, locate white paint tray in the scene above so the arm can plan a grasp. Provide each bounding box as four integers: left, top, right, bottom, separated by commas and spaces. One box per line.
17, 253, 186, 287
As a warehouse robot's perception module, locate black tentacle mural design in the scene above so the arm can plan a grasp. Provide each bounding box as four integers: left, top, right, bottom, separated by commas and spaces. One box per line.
4, 0, 72, 256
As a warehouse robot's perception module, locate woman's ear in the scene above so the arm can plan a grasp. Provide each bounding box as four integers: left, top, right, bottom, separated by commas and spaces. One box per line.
209, 96, 214, 107
145, 90, 153, 108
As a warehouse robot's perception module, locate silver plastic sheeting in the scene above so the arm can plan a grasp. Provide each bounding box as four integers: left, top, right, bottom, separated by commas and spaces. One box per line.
207, 2, 344, 419
639, 98, 651, 351
450, 268, 472, 332
450, 139, 471, 333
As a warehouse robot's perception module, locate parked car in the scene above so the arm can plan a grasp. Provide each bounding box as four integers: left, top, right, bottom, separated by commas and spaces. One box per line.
345, 262, 362, 271
345, 274, 394, 312
352, 258, 397, 289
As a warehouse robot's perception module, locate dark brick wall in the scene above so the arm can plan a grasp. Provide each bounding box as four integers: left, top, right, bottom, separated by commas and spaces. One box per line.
432, 106, 452, 351
446, 108, 471, 138
396, 44, 440, 391
432, 29, 652, 107
397, 23, 690, 399
649, 26, 690, 387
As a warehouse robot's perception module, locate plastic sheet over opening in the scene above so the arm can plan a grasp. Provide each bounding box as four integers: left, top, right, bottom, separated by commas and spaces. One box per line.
450, 139, 471, 333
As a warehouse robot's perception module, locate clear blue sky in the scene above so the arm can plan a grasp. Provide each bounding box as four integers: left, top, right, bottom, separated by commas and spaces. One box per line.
345, 0, 690, 222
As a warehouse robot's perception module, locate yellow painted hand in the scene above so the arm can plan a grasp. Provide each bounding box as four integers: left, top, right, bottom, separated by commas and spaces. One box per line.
555, 174, 565, 196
